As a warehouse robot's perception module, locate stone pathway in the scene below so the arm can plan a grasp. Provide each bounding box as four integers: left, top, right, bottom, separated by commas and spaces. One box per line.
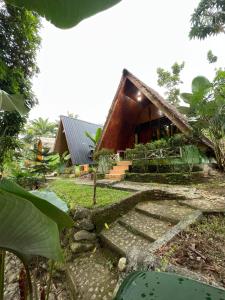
67, 249, 118, 300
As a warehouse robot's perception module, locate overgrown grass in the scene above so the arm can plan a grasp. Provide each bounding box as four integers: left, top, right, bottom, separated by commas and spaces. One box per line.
46, 179, 132, 209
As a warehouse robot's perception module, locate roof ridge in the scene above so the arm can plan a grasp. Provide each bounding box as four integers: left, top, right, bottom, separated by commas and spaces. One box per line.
60, 115, 102, 127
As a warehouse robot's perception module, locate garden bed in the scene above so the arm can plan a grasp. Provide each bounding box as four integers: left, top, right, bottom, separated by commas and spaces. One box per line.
46, 179, 133, 208
156, 214, 225, 288
125, 172, 205, 184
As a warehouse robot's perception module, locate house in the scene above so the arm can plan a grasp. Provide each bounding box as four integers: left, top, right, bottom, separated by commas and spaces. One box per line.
54, 116, 102, 165
97, 69, 212, 154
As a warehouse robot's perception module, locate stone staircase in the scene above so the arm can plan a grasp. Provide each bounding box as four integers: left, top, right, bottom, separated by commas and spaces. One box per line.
100, 199, 195, 256
105, 161, 132, 181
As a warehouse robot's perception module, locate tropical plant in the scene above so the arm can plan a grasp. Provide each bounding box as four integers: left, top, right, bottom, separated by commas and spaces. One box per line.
85, 127, 102, 205
5, 0, 122, 28
115, 271, 225, 300
207, 50, 218, 64
30, 145, 58, 180
24, 118, 58, 143
157, 62, 185, 107
181, 145, 203, 174
0, 3, 40, 170
190, 0, 225, 39
94, 148, 114, 174
0, 178, 73, 299
180, 71, 225, 171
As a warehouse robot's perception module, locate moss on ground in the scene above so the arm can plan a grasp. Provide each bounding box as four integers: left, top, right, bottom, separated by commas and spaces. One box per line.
46, 179, 132, 209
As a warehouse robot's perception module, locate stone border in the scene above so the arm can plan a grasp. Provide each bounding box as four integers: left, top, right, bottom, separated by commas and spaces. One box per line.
91, 189, 186, 231
146, 210, 202, 253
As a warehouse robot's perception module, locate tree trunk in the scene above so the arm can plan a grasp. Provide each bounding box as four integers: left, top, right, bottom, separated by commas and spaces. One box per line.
93, 170, 97, 205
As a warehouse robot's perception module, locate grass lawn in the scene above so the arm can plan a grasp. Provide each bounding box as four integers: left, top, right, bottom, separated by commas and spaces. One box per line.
46, 179, 133, 209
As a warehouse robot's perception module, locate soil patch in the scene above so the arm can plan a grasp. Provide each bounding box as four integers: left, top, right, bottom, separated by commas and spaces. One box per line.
156, 214, 225, 288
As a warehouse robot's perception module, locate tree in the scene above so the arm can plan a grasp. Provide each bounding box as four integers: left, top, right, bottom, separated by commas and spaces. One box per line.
157, 62, 185, 107
207, 50, 218, 64
24, 117, 58, 143
190, 0, 225, 39
67, 112, 79, 119
181, 71, 225, 171
0, 3, 41, 170
85, 128, 102, 205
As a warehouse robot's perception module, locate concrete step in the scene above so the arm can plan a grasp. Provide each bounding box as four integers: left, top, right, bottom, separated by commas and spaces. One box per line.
117, 161, 132, 167
118, 210, 172, 241
136, 200, 195, 224
112, 165, 129, 172
100, 222, 151, 256
109, 169, 126, 175
105, 174, 124, 181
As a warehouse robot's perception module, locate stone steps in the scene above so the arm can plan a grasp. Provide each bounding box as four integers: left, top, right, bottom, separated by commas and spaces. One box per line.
105, 174, 124, 180
99, 199, 196, 257
105, 161, 132, 181
116, 161, 132, 167
100, 222, 151, 256
136, 200, 195, 224
118, 210, 172, 242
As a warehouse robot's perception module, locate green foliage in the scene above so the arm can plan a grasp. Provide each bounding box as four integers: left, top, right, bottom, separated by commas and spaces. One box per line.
190, 0, 225, 39
85, 127, 102, 148
30, 145, 58, 178
6, 0, 122, 29
24, 117, 58, 143
207, 50, 218, 64
0, 179, 73, 261
115, 271, 225, 299
181, 145, 204, 173
94, 148, 114, 174
0, 89, 28, 114
181, 70, 225, 170
125, 135, 188, 160
157, 62, 185, 106
0, 3, 40, 168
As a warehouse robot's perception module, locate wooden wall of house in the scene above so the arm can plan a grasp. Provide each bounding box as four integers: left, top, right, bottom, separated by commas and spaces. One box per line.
54, 122, 69, 155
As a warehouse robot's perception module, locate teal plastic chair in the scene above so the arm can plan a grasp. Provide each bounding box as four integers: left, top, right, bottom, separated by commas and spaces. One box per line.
115, 271, 225, 300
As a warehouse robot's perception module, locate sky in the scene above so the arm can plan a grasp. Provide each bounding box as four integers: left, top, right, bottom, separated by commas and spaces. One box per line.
30, 0, 225, 125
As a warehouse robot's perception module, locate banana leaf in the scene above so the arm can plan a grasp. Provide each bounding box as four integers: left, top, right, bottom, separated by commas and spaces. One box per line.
5, 0, 122, 29
0, 179, 73, 231
0, 189, 63, 262
0, 90, 28, 115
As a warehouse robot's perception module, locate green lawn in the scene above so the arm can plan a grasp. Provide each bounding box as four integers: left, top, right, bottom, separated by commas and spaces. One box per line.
46, 179, 133, 209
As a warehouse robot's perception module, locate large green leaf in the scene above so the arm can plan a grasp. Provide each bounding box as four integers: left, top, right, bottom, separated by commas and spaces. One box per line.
0, 89, 28, 115
95, 127, 102, 144
192, 76, 211, 94
115, 271, 225, 300
0, 179, 73, 230
31, 190, 69, 213
5, 0, 122, 29
0, 189, 62, 261
180, 93, 193, 104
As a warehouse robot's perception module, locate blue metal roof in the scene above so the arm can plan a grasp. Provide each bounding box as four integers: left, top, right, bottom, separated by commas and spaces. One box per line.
61, 116, 102, 165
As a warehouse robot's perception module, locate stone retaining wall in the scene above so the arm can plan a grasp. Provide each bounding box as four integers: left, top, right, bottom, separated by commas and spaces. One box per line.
91, 190, 186, 231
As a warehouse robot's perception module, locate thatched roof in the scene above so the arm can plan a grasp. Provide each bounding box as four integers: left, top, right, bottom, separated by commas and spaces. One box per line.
97, 69, 213, 151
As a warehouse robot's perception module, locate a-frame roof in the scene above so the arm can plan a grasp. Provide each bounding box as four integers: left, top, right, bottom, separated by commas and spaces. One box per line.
54, 116, 102, 165
97, 69, 213, 151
